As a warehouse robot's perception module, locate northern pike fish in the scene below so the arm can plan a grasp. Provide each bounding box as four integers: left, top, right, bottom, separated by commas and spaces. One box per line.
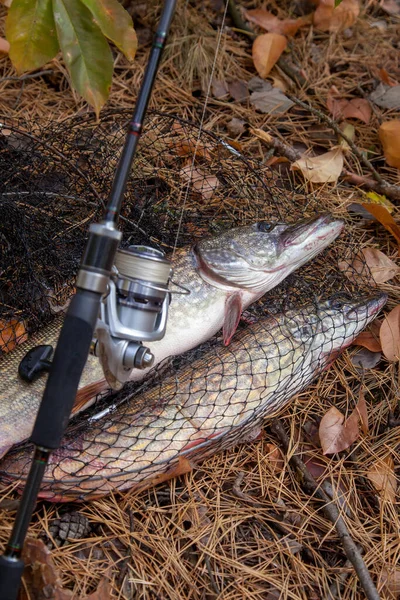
0, 214, 343, 458
0, 291, 386, 502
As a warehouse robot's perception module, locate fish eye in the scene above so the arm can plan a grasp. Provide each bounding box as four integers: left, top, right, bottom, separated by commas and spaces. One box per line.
328, 292, 352, 310
257, 222, 275, 232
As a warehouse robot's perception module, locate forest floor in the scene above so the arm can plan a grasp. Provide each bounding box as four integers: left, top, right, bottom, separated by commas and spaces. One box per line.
0, 0, 400, 598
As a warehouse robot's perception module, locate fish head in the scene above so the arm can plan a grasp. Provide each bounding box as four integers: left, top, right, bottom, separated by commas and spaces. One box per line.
195, 214, 344, 293
289, 292, 387, 357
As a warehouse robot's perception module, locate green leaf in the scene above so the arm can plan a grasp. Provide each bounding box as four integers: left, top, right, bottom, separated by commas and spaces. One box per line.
6, 0, 59, 74
80, 0, 137, 61
52, 0, 113, 116
334, 0, 344, 6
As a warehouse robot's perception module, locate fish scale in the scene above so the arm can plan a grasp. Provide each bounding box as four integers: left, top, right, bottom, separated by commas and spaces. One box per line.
0, 292, 386, 502
0, 215, 343, 458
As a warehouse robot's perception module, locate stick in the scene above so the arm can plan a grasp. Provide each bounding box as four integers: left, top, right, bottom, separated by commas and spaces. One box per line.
270, 419, 381, 600
287, 94, 384, 185
250, 128, 400, 201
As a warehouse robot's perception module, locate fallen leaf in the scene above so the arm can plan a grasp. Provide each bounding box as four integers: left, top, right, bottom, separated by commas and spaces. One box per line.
265, 443, 284, 472
361, 203, 400, 251
228, 80, 248, 102
227, 117, 246, 136
252, 33, 287, 79
378, 567, 400, 597
378, 67, 398, 86
361, 247, 400, 284
339, 122, 355, 152
367, 455, 397, 502
180, 165, 220, 200
364, 191, 395, 213
353, 316, 382, 351
379, 120, 400, 169
250, 88, 294, 114
84, 576, 112, 600
245, 8, 312, 36
327, 93, 371, 124
380, 0, 400, 15
21, 538, 70, 600
319, 406, 360, 455
0, 36, 9, 53
248, 76, 271, 92
356, 390, 369, 435
351, 348, 382, 370
314, 0, 360, 31
211, 78, 228, 99
380, 304, 400, 361
369, 83, 400, 109
291, 146, 344, 183
0, 319, 27, 353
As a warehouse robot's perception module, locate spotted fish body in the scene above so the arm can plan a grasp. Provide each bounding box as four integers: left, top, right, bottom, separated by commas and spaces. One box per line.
0, 292, 386, 502
0, 214, 343, 458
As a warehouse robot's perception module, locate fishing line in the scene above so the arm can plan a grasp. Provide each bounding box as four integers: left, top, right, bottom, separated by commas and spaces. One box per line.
172, 0, 230, 257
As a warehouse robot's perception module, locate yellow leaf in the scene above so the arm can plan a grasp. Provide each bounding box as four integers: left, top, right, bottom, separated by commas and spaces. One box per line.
252, 33, 287, 79
379, 120, 400, 169
364, 191, 395, 213
291, 146, 344, 183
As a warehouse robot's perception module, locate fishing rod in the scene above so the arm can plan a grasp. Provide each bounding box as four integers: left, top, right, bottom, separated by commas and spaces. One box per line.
0, 2, 177, 597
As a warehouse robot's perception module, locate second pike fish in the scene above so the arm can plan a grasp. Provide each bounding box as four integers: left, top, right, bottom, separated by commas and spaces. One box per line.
0, 291, 387, 501
0, 214, 343, 457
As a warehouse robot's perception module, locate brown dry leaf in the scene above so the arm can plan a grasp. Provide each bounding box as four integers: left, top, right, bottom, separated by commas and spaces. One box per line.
265, 443, 284, 472
250, 88, 294, 114
21, 538, 71, 600
356, 390, 369, 435
380, 0, 400, 15
245, 9, 312, 36
379, 120, 400, 169
378, 567, 400, 597
0, 37, 10, 54
0, 319, 28, 353
369, 83, 400, 109
353, 331, 382, 352
362, 247, 400, 284
314, 0, 360, 31
84, 575, 112, 600
380, 304, 400, 361
379, 67, 398, 86
252, 33, 287, 79
319, 406, 360, 455
367, 455, 397, 502
327, 93, 371, 124
180, 165, 219, 200
291, 146, 344, 183
361, 203, 400, 251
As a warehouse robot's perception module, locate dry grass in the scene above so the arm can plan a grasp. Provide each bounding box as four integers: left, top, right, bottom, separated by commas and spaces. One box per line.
0, 0, 400, 598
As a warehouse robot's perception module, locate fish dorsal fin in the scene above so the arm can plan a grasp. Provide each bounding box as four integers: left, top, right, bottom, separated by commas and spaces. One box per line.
223, 293, 243, 346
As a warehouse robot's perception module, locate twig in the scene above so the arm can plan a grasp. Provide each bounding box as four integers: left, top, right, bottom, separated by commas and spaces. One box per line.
226, 0, 307, 88
0, 69, 54, 83
251, 128, 400, 201
324, 554, 361, 600
287, 94, 384, 185
271, 419, 381, 600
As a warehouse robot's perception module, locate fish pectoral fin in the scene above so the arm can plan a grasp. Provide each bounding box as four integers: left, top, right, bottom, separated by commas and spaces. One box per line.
223, 293, 243, 346
72, 380, 109, 415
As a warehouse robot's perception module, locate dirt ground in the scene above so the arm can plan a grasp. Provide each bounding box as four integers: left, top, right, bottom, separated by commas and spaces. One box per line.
0, 0, 399, 598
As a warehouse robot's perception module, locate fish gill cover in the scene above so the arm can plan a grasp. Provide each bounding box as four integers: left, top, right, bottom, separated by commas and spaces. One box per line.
0, 110, 381, 500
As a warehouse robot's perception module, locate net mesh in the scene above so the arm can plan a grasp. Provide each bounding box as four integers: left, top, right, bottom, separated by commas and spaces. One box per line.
0, 110, 380, 501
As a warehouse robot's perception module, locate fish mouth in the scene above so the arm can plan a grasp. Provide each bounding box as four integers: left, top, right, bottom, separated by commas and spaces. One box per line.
346, 292, 388, 321
280, 213, 344, 248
